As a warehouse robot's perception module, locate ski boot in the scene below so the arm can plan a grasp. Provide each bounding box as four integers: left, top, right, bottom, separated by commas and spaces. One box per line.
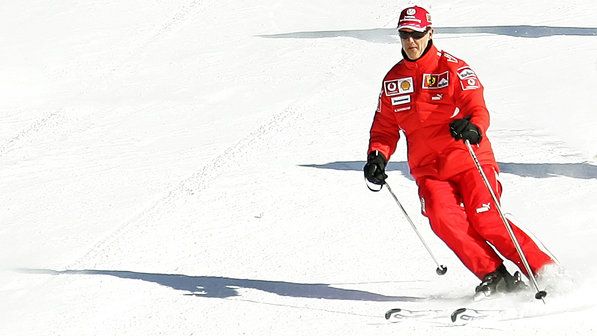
474, 264, 527, 300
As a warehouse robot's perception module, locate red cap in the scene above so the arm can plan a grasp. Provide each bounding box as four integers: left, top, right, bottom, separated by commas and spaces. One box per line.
397, 6, 432, 32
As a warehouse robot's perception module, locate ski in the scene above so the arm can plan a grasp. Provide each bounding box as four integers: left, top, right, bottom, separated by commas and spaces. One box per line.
450, 307, 503, 322
384, 307, 447, 322
385, 306, 504, 324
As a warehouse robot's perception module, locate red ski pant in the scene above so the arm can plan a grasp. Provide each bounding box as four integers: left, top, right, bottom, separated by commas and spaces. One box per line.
417, 166, 553, 279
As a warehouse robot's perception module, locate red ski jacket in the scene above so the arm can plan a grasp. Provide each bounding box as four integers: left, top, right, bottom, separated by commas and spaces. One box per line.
368, 43, 498, 180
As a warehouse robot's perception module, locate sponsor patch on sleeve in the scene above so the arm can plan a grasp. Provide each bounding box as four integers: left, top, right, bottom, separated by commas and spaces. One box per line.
457, 66, 481, 90
457, 66, 477, 79
384, 77, 414, 96
460, 76, 481, 90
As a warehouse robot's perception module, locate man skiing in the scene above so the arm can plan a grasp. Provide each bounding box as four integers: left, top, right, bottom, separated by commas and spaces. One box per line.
364, 5, 554, 297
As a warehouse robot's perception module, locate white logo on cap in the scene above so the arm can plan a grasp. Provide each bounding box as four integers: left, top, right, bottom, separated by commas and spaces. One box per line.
407, 8, 416, 15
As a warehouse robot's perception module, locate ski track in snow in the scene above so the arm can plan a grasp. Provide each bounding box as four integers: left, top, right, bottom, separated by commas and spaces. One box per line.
0, 0, 207, 159
14, 37, 355, 297
0, 0, 213, 301
0, 110, 62, 157
64, 41, 356, 271
64, 103, 306, 269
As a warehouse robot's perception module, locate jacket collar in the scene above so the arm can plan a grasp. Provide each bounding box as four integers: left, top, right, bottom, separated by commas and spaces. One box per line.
401, 41, 439, 69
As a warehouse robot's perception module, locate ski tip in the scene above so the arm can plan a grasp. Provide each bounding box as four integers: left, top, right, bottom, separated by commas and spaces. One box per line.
385, 308, 402, 320
450, 308, 467, 323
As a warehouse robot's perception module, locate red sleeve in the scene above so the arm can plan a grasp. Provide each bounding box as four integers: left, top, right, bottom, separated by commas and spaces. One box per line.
453, 62, 490, 134
368, 87, 400, 160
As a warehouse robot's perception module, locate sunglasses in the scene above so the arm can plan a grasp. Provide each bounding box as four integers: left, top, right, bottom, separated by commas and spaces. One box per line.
398, 29, 430, 40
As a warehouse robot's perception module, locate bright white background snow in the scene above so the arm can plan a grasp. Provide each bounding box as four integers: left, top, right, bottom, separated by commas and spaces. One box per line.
1, 0, 596, 334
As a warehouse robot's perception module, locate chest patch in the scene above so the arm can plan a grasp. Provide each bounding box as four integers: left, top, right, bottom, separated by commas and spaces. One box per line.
384, 77, 414, 96
391, 95, 411, 106
422, 71, 449, 89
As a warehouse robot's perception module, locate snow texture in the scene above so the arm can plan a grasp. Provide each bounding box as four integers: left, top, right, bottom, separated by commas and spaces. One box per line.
1, 0, 596, 335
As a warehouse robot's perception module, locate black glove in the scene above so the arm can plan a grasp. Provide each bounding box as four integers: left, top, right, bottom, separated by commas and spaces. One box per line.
364, 151, 388, 186
450, 118, 482, 144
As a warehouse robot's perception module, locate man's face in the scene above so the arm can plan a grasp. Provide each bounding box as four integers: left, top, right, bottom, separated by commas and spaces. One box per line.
399, 28, 433, 60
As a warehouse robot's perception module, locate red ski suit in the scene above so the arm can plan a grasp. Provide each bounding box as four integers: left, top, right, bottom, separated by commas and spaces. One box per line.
368, 43, 552, 279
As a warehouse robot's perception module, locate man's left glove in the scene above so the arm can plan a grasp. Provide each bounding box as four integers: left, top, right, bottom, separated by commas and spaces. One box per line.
364, 150, 388, 186
450, 118, 482, 144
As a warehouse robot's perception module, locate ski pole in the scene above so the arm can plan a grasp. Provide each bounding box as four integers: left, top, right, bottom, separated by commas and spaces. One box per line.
464, 140, 547, 301
385, 181, 447, 275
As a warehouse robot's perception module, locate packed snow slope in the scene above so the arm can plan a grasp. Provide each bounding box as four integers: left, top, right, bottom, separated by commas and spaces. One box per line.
1, 1, 596, 335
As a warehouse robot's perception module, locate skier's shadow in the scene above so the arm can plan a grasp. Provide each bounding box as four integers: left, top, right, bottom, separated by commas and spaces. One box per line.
300, 161, 597, 180
18, 268, 424, 302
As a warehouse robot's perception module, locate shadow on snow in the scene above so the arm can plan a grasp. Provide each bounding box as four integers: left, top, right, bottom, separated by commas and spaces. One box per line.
300, 161, 597, 180
259, 26, 597, 43
17, 268, 423, 302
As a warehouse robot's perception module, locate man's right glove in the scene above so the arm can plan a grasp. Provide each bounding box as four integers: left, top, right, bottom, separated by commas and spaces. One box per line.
449, 117, 482, 144
363, 150, 388, 187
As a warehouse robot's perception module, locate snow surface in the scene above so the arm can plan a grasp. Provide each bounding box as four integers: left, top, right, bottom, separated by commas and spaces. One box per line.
1, 0, 596, 335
